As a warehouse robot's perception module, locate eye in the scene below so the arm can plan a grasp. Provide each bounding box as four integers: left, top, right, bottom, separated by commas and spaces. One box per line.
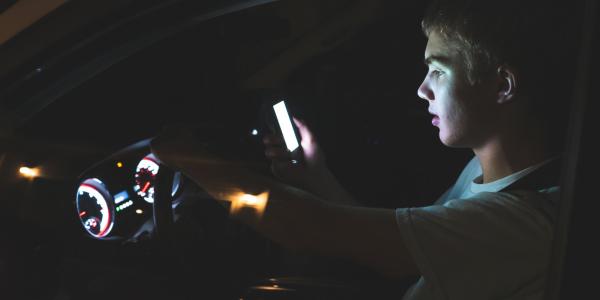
431, 69, 444, 78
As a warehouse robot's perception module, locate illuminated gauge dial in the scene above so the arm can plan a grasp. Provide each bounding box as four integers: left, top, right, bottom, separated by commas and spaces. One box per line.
134, 154, 159, 203
76, 179, 114, 238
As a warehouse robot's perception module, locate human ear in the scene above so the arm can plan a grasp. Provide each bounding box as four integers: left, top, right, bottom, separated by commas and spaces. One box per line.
496, 65, 517, 104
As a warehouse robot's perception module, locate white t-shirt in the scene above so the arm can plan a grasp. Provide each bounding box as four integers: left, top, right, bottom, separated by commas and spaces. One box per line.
396, 157, 560, 300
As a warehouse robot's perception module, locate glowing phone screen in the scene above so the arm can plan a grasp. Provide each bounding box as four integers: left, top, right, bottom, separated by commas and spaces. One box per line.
273, 101, 300, 152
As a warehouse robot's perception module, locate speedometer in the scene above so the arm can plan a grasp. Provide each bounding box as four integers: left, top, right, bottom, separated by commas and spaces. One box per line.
134, 154, 160, 203
76, 178, 114, 238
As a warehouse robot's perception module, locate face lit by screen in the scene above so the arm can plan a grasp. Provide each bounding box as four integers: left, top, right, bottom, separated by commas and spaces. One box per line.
273, 101, 300, 152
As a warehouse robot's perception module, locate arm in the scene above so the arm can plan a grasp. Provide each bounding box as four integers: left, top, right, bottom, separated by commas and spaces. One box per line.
299, 168, 358, 206
264, 118, 359, 206
151, 129, 418, 279
260, 184, 419, 279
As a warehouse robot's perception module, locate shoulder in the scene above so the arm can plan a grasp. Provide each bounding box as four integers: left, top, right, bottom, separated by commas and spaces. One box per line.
398, 190, 555, 240
395, 191, 554, 299
447, 189, 557, 211
444, 190, 556, 235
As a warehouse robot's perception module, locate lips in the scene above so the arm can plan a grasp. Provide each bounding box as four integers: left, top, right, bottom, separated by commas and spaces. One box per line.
428, 110, 440, 126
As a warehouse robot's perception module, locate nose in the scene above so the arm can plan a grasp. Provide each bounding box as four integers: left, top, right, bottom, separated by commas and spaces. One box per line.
417, 78, 434, 101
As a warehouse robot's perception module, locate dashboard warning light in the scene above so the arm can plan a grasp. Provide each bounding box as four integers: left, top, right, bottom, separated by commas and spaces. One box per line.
19, 166, 40, 179
116, 162, 123, 168
135, 209, 143, 215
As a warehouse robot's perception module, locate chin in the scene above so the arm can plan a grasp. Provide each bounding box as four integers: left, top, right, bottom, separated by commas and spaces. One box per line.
440, 139, 457, 147
438, 131, 451, 146
438, 131, 463, 148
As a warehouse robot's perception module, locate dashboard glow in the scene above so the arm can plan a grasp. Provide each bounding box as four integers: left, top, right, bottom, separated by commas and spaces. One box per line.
114, 190, 129, 204
19, 166, 40, 178
134, 155, 159, 203
77, 182, 114, 238
116, 200, 133, 211
229, 191, 269, 218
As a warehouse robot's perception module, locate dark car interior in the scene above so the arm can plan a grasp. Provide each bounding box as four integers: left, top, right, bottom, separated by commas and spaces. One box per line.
0, 0, 598, 299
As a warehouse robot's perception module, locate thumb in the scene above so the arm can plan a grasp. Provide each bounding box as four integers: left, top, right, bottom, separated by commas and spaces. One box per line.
293, 117, 314, 145
292, 118, 323, 164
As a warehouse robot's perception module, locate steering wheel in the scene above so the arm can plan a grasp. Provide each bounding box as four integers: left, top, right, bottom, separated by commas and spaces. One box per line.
152, 165, 175, 242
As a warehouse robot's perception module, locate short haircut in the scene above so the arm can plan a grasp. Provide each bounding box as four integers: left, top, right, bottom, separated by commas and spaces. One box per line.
422, 0, 582, 150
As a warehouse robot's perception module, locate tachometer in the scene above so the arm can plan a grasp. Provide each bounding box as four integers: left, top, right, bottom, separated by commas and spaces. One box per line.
76, 178, 114, 238
134, 154, 159, 203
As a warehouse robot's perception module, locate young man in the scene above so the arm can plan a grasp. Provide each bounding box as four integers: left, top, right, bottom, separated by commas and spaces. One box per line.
152, 0, 577, 298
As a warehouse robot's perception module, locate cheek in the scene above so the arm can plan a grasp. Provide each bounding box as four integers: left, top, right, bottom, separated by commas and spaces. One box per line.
440, 102, 464, 131
438, 86, 469, 132
437, 85, 463, 121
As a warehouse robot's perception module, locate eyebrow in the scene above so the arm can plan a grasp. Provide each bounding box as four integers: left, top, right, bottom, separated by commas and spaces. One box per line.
424, 55, 451, 67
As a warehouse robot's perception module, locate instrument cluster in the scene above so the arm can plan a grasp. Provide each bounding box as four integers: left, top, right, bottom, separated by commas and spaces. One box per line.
74, 139, 183, 240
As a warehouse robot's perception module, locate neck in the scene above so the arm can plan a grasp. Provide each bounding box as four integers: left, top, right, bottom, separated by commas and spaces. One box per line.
472, 125, 554, 184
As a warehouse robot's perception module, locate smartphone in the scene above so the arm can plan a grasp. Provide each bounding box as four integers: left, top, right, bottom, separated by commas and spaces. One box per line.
272, 100, 303, 163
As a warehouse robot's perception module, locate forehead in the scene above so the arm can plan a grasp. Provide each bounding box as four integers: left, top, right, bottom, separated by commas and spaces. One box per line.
424, 31, 460, 66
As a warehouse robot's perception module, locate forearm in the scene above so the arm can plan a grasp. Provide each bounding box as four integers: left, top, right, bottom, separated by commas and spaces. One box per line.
249, 184, 333, 250
166, 156, 417, 279
302, 168, 359, 206
195, 173, 415, 277
176, 160, 336, 250
151, 127, 418, 279
254, 187, 418, 279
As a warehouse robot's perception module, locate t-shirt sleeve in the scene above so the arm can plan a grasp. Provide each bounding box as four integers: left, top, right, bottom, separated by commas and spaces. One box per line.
396, 192, 553, 299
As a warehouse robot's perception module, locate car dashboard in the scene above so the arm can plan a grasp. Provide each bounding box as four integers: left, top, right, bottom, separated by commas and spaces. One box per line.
58, 135, 284, 299
75, 139, 177, 240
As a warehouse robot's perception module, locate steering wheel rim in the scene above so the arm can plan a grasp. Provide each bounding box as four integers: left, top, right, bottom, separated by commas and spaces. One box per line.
153, 164, 175, 241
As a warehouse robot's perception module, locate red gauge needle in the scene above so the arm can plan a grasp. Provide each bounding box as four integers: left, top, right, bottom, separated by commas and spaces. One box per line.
79, 211, 87, 217
141, 181, 151, 194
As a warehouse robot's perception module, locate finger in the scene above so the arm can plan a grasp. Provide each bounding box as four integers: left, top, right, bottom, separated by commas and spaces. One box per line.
292, 117, 306, 130
265, 147, 292, 159
292, 117, 318, 148
263, 134, 285, 145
